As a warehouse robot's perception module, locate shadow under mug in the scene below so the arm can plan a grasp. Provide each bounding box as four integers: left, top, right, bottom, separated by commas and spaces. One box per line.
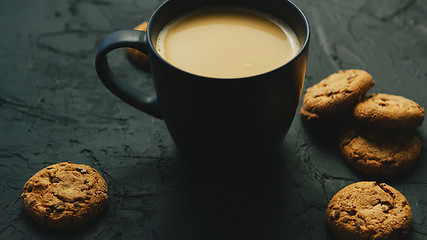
95, 0, 310, 157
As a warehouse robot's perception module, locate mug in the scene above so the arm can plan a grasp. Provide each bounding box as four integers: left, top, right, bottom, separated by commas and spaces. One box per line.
95, 0, 310, 156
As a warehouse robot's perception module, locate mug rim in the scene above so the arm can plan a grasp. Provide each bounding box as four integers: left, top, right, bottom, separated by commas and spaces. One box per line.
146, 0, 310, 80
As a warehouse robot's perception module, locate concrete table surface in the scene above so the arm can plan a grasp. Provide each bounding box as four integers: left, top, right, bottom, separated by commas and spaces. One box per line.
1, 0, 426, 239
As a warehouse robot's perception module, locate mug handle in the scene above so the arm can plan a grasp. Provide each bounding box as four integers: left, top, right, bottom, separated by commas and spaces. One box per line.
95, 30, 162, 119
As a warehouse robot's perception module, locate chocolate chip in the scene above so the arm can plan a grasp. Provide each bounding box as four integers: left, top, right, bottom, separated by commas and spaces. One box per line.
26, 183, 34, 192
347, 74, 356, 81
331, 210, 341, 220
51, 177, 60, 183
77, 167, 88, 174
381, 204, 390, 212
348, 209, 357, 216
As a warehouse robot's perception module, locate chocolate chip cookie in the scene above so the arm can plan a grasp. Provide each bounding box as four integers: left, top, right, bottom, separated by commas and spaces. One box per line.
300, 69, 375, 121
353, 93, 424, 129
21, 161, 109, 229
326, 181, 412, 240
126, 21, 150, 70
340, 127, 421, 176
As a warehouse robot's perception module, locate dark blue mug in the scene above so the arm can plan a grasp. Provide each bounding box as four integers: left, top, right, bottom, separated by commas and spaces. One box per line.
95, 0, 310, 156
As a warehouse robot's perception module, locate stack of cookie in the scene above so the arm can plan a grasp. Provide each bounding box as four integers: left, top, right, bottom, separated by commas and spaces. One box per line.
300, 69, 424, 177
300, 69, 424, 240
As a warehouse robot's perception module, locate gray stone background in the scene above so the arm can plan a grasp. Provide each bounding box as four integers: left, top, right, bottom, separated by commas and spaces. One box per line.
0, 0, 426, 239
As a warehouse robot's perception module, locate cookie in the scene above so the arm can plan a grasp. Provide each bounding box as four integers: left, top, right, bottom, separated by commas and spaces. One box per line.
126, 21, 150, 70
353, 93, 424, 129
300, 69, 375, 121
340, 127, 421, 176
326, 181, 412, 240
21, 161, 109, 229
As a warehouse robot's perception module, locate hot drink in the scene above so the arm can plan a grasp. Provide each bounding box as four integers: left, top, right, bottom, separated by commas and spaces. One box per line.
155, 7, 301, 78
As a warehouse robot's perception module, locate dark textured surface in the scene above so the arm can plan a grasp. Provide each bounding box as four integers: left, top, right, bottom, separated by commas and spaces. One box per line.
0, 0, 426, 239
